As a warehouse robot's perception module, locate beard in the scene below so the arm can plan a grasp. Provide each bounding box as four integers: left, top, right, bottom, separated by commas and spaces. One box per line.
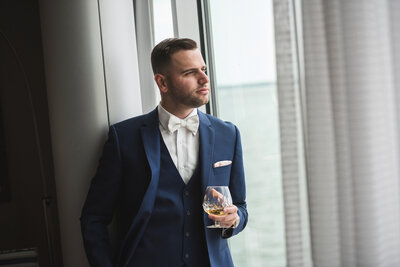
167, 81, 209, 108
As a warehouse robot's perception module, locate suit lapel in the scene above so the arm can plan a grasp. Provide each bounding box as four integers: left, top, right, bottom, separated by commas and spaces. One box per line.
120, 108, 162, 265
140, 108, 161, 212
198, 112, 217, 254
198, 111, 215, 196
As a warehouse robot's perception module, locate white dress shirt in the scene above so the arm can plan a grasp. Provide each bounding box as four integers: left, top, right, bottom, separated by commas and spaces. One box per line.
158, 104, 199, 184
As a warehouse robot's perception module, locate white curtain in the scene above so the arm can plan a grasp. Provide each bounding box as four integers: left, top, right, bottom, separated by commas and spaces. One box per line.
273, 0, 312, 266
302, 0, 400, 266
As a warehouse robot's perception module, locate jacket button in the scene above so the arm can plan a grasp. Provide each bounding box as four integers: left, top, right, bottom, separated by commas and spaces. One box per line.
185, 253, 189, 259
186, 210, 191, 216
185, 232, 190, 237
185, 190, 189, 196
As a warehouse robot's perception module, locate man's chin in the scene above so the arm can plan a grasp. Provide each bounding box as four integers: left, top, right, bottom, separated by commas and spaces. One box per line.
193, 98, 209, 108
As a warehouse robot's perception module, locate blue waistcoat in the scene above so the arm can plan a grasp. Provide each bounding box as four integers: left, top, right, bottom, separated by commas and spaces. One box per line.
130, 137, 210, 267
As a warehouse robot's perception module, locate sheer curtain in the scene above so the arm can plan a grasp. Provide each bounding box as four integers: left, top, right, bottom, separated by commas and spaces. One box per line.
302, 0, 400, 266
273, 0, 312, 266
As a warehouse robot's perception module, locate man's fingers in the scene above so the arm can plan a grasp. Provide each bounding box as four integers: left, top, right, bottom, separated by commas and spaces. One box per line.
211, 189, 224, 199
223, 205, 238, 214
220, 214, 239, 227
208, 213, 235, 221
208, 204, 238, 226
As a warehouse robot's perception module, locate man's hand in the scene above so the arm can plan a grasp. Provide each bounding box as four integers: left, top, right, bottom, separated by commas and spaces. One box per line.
208, 205, 239, 228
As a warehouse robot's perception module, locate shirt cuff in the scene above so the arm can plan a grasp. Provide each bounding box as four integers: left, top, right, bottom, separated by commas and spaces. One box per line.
221, 216, 240, 238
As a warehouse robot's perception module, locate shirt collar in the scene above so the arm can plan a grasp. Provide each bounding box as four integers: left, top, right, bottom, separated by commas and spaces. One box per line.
157, 104, 198, 134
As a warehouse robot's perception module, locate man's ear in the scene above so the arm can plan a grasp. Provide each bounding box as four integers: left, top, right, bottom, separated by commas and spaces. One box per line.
154, 74, 168, 93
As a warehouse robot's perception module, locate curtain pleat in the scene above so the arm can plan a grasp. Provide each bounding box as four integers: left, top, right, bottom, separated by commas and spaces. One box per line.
273, 0, 312, 266
302, 0, 400, 266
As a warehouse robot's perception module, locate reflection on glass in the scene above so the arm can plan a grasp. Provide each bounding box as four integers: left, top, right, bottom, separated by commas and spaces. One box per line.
208, 0, 286, 266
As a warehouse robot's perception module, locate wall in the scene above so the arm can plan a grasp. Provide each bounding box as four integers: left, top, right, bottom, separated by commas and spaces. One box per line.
39, 0, 142, 265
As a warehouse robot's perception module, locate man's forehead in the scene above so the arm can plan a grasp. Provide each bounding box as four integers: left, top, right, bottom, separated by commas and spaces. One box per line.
170, 49, 205, 69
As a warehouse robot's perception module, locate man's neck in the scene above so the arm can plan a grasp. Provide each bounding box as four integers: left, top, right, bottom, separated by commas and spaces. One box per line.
160, 101, 194, 119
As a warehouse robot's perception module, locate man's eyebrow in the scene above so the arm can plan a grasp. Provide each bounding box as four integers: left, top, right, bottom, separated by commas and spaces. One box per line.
181, 66, 207, 74
181, 68, 196, 74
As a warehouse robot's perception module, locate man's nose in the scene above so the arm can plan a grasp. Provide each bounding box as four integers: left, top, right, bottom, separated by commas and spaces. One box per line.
199, 71, 209, 84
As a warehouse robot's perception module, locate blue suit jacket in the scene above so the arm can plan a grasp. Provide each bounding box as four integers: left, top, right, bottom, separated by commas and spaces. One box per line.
81, 108, 248, 267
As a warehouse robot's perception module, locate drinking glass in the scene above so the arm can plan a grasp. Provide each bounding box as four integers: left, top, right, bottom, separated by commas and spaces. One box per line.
202, 186, 232, 228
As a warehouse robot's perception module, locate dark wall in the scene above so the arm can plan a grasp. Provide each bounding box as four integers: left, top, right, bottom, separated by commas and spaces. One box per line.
0, 0, 62, 266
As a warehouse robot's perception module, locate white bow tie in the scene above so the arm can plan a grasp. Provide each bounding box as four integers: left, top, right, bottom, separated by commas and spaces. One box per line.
167, 115, 199, 135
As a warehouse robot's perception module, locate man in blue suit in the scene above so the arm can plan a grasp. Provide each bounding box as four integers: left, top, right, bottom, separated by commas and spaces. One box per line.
81, 38, 248, 267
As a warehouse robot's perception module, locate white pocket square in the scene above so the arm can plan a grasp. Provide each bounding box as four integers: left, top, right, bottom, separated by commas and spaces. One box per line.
213, 160, 232, 168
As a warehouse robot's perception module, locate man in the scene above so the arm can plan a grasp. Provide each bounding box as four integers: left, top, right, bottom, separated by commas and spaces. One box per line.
81, 38, 248, 267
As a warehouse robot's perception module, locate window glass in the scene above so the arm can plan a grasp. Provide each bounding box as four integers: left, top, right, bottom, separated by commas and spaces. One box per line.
152, 0, 175, 105
207, 0, 286, 266
152, 0, 174, 44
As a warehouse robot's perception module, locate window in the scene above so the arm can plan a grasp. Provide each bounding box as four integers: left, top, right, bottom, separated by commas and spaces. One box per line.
152, 0, 175, 44
148, 1, 311, 265
201, 0, 286, 266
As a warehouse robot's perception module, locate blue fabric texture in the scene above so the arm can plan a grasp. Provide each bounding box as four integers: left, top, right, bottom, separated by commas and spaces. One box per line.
80, 108, 248, 267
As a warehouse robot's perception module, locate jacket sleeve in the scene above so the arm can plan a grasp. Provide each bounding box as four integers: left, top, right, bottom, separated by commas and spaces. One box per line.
223, 125, 248, 238
80, 126, 122, 266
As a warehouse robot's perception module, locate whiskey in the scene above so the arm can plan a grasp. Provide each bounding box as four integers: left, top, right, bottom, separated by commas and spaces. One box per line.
205, 207, 227, 216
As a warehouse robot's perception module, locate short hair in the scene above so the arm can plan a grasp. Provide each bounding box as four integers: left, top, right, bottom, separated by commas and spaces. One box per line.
151, 38, 198, 75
